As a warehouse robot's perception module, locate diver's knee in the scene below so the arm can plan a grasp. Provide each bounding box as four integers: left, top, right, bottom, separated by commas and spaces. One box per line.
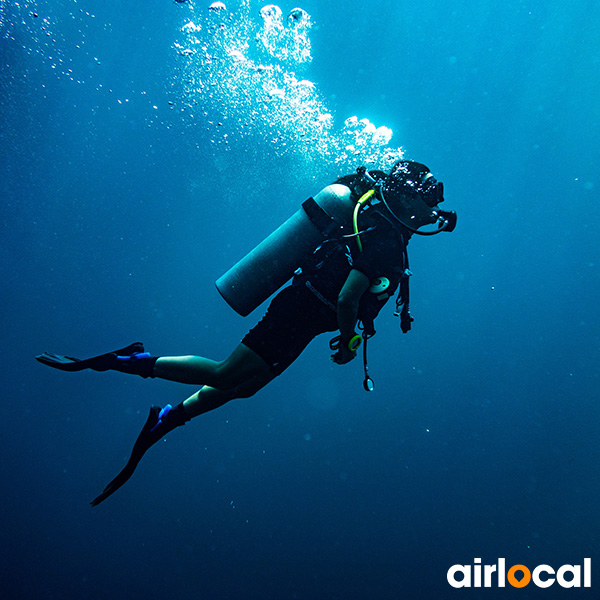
237, 372, 274, 398
211, 361, 241, 389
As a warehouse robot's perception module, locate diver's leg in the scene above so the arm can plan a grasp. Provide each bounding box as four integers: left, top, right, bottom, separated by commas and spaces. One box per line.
182, 371, 275, 418
36, 341, 269, 388
90, 372, 275, 506
153, 343, 271, 389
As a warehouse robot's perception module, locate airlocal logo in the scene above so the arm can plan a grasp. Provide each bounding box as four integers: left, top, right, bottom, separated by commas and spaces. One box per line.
447, 558, 591, 589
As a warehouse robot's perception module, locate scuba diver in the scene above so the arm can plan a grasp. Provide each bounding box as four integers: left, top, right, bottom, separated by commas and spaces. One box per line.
36, 160, 456, 506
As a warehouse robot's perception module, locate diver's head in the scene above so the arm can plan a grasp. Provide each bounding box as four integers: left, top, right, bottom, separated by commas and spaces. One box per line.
375, 160, 455, 235
383, 160, 444, 208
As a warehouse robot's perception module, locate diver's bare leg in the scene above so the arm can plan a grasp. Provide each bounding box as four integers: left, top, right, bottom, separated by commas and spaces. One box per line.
153, 343, 270, 388
182, 372, 275, 418
89, 353, 274, 506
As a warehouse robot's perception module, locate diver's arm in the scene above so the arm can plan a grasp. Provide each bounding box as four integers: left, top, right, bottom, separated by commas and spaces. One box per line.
333, 269, 370, 364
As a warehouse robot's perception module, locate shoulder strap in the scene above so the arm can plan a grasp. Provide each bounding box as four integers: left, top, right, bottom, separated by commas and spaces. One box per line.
301, 197, 338, 237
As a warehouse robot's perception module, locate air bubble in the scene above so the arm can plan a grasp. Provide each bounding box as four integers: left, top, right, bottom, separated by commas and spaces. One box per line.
288, 8, 309, 27
260, 4, 282, 22
175, 2, 403, 173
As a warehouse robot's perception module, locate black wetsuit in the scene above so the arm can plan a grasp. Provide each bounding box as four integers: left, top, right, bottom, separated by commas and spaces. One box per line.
242, 209, 410, 374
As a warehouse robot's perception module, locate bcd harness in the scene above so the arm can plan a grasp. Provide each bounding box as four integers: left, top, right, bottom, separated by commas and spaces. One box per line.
299, 169, 414, 391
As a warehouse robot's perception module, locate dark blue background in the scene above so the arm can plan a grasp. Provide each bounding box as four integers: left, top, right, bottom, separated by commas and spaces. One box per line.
1, 0, 598, 598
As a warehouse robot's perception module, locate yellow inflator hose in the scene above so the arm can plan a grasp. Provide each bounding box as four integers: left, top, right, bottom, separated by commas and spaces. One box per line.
353, 189, 375, 252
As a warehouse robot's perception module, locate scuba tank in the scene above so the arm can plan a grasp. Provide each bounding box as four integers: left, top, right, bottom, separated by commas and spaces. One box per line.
216, 184, 355, 316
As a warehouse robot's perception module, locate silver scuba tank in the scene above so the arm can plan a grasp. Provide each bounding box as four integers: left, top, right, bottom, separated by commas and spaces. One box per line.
215, 184, 354, 317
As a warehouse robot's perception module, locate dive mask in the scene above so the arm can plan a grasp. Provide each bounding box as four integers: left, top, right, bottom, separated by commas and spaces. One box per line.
419, 176, 444, 207
384, 162, 444, 208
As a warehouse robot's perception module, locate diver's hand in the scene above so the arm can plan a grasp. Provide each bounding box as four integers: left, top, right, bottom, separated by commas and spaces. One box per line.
331, 346, 357, 365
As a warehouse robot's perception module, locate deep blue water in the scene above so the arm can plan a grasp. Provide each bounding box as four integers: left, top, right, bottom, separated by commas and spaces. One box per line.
1, 1, 599, 598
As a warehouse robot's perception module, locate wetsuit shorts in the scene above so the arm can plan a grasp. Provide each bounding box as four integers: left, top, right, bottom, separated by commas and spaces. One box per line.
242, 283, 338, 375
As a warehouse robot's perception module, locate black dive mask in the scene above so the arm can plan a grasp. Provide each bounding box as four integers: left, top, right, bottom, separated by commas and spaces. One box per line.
419, 176, 444, 207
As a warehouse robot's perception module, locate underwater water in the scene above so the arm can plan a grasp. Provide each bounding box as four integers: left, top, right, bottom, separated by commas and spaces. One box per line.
1, 0, 599, 598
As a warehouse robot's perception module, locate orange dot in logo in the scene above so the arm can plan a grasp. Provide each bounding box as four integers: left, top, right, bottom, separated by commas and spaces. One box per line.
507, 565, 532, 588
